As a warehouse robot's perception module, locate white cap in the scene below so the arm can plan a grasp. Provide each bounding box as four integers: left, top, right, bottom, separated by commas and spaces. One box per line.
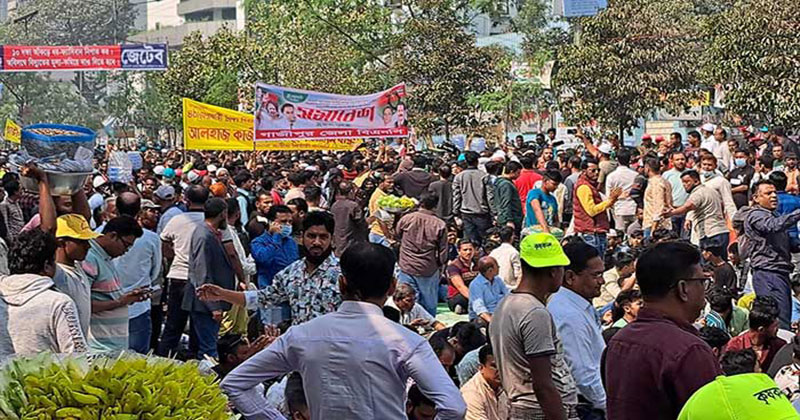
701, 123, 716, 132
491, 150, 506, 161
216, 167, 229, 177
608, 229, 619, 238
153, 165, 165, 176
187, 171, 199, 182
598, 143, 613, 155
207, 164, 218, 173
93, 175, 107, 188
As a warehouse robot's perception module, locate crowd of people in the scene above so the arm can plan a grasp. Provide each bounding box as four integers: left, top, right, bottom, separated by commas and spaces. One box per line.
0, 124, 800, 419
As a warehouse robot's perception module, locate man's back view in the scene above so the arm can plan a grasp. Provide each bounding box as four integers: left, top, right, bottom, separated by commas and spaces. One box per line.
221, 243, 466, 419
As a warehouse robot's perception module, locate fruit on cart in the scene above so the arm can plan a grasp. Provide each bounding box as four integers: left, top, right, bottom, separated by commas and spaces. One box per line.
377, 195, 417, 210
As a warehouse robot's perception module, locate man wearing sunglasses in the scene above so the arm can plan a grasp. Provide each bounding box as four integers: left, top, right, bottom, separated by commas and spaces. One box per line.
605, 241, 722, 420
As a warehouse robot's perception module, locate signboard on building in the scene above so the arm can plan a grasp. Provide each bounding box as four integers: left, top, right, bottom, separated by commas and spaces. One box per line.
553, 0, 608, 17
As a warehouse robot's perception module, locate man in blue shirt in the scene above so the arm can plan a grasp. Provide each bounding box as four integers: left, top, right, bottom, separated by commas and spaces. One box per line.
770, 171, 800, 249
250, 204, 299, 325
468, 256, 509, 326
548, 240, 607, 418
524, 169, 561, 229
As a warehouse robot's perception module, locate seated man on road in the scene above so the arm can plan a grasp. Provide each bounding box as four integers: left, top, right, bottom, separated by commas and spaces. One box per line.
468, 256, 509, 326
461, 344, 508, 420
385, 283, 445, 331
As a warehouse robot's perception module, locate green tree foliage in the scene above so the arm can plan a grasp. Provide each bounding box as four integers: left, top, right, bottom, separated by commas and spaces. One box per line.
699, 0, 800, 125
554, 0, 704, 130
389, 0, 500, 139
0, 0, 136, 127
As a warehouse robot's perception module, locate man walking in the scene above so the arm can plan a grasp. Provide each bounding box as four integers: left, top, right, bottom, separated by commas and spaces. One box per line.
395, 193, 448, 316
454, 151, 494, 245
221, 243, 467, 419
489, 233, 578, 420
743, 180, 800, 330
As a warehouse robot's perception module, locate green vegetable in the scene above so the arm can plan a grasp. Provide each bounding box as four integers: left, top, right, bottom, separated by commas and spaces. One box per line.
0, 354, 232, 419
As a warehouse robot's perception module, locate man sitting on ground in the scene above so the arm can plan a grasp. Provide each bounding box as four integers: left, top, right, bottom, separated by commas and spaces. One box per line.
468, 256, 509, 326
461, 344, 508, 420
724, 295, 786, 373
385, 283, 445, 331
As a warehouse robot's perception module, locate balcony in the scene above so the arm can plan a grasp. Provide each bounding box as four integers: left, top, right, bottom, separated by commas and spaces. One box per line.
177, 0, 236, 16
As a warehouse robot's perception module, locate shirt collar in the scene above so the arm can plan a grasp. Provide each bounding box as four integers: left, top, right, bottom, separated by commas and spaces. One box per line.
636, 307, 699, 336
558, 287, 594, 312
338, 300, 384, 316
89, 239, 112, 261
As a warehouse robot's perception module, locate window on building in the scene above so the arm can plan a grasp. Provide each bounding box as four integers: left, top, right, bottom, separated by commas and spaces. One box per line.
185, 10, 213, 22
221, 7, 236, 20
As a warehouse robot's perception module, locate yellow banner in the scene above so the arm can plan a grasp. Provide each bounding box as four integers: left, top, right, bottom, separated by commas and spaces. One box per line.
254, 138, 362, 151
183, 98, 254, 151
4, 119, 20, 144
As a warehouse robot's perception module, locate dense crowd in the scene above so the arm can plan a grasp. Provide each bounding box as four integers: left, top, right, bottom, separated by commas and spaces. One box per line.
0, 125, 800, 419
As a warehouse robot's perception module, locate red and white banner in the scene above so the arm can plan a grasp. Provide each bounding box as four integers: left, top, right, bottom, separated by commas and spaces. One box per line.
0, 44, 168, 72
254, 83, 409, 141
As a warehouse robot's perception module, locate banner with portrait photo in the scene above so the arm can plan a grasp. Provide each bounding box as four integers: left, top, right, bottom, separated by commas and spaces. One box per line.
253, 83, 409, 143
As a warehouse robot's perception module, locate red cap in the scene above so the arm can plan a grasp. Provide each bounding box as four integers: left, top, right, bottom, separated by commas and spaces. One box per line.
642, 133, 652, 141
655, 135, 665, 143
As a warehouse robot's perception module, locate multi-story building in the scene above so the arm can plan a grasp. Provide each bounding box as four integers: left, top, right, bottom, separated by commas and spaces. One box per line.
130, 0, 244, 47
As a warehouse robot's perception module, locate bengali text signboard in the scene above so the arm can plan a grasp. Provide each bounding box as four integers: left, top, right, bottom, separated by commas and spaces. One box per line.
253, 83, 409, 143
0, 44, 168, 72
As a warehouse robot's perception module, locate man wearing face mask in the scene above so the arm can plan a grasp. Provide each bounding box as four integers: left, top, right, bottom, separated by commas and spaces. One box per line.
727, 149, 755, 210
699, 154, 738, 224
250, 205, 299, 325
198, 211, 341, 326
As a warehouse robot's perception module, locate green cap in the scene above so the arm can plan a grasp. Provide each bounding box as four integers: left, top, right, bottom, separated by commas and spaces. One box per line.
519, 233, 570, 268
678, 374, 799, 420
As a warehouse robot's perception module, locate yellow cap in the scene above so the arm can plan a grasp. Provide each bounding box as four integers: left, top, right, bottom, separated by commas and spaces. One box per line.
56, 214, 101, 240
678, 374, 799, 420
520, 232, 570, 268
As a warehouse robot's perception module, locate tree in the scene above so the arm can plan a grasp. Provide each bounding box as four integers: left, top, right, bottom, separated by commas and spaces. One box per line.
700, 0, 800, 125
0, 0, 136, 127
389, 0, 501, 141
553, 0, 704, 133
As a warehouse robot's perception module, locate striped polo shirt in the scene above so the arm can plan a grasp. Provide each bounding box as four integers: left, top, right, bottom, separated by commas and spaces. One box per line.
83, 240, 128, 353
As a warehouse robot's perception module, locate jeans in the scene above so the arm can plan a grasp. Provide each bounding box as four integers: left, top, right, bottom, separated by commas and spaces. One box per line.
259, 302, 292, 326
368, 232, 390, 248
397, 270, 441, 316
150, 301, 165, 352
128, 310, 151, 355
156, 279, 190, 357
190, 311, 221, 359
700, 232, 729, 261
671, 214, 687, 239
579, 233, 607, 258
753, 269, 792, 330
462, 213, 492, 246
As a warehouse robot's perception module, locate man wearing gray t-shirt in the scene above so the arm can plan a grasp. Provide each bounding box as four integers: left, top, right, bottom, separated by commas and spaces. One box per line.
489, 233, 578, 420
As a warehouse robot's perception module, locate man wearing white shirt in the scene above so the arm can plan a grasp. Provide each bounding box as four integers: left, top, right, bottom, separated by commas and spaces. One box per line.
700, 154, 738, 222
219, 242, 466, 420
386, 283, 446, 331
605, 149, 638, 233
489, 226, 522, 289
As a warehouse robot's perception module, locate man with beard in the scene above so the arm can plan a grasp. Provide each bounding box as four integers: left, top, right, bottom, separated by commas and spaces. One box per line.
184, 198, 235, 359
198, 211, 341, 326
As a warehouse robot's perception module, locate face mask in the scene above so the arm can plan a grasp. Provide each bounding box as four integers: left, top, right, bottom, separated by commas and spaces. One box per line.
279, 224, 293, 238
734, 158, 747, 168
701, 170, 714, 179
